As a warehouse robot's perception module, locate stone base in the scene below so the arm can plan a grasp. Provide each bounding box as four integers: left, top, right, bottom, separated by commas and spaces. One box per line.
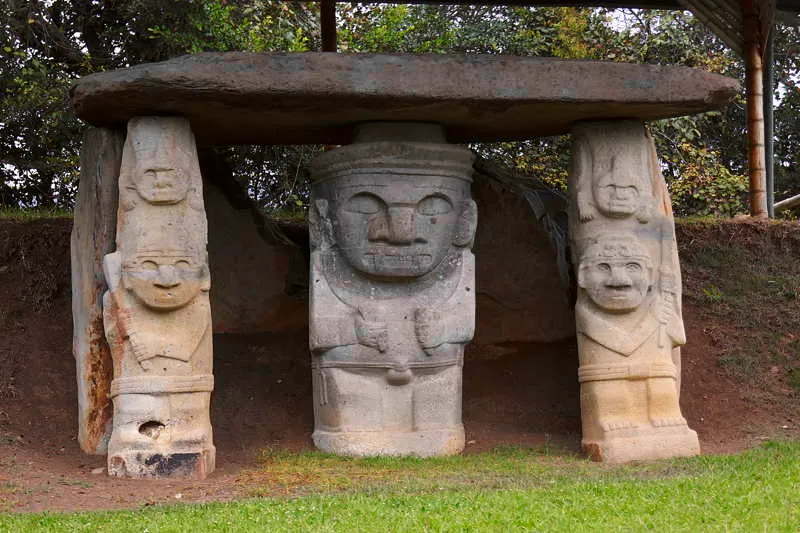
107, 446, 215, 479
582, 426, 700, 463
313, 426, 465, 457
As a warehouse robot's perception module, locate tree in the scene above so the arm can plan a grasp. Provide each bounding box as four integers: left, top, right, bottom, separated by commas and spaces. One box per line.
0, 0, 318, 209
2, 2, 798, 217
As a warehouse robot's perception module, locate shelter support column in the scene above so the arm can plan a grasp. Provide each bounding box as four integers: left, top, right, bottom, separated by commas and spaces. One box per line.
72, 127, 123, 454
567, 120, 700, 463
743, 0, 769, 218
102, 117, 215, 479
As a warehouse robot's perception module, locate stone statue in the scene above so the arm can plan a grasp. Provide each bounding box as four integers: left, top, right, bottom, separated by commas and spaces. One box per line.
309, 123, 476, 456
569, 120, 699, 463
102, 117, 215, 478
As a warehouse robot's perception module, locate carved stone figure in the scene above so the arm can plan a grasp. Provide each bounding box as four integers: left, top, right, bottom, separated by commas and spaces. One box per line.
569, 120, 699, 463
309, 123, 476, 456
572, 121, 657, 224
102, 117, 215, 478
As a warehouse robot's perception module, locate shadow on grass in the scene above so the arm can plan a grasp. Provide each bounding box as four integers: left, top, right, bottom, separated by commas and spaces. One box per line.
241, 443, 709, 498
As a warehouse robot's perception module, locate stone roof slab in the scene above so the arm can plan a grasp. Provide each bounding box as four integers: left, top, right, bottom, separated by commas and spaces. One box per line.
70, 52, 739, 145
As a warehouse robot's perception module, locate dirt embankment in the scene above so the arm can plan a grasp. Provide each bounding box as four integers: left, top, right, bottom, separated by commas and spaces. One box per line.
0, 217, 798, 512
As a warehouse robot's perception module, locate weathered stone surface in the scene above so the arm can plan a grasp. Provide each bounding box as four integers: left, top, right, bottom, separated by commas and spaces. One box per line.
103, 117, 215, 478
309, 123, 475, 456
568, 120, 699, 463
70, 53, 739, 145
472, 177, 573, 344
201, 156, 304, 334
72, 127, 123, 454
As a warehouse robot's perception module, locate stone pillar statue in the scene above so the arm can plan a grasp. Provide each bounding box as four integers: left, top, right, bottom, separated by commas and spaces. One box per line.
102, 117, 215, 478
568, 120, 700, 463
309, 123, 476, 456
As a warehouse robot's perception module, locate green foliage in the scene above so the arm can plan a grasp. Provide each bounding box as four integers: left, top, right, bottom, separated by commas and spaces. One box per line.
147, 0, 313, 54
474, 139, 571, 192
2, 3, 799, 216
0, 0, 318, 210
701, 285, 724, 303
667, 142, 749, 217
0, 206, 72, 220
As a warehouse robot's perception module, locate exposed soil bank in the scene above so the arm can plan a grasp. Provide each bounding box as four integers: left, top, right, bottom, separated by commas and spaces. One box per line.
0, 218, 797, 512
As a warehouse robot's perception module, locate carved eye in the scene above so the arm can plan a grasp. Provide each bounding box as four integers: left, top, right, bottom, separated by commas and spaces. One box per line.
143, 169, 157, 180
597, 263, 611, 273
417, 195, 453, 216
345, 193, 383, 214
174, 260, 191, 270
141, 260, 158, 271
626, 262, 643, 272
597, 159, 613, 173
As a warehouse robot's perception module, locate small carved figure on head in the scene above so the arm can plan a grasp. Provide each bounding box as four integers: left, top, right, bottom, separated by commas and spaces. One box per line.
590, 154, 652, 221
572, 122, 655, 224
119, 117, 203, 210
133, 165, 190, 205
578, 236, 654, 314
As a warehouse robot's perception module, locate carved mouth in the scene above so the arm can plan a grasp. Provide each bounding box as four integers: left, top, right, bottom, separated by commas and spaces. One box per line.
363, 252, 433, 270
608, 200, 636, 210
606, 286, 633, 299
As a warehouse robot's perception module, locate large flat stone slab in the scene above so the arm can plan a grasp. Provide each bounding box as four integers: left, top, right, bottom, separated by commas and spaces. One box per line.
70, 53, 738, 145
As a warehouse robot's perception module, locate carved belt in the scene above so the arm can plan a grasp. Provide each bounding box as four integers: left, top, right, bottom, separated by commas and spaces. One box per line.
578, 362, 676, 383
109, 375, 214, 397
312, 357, 462, 371
312, 357, 462, 401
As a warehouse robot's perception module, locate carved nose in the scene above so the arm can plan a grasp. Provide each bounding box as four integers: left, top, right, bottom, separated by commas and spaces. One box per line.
607, 266, 632, 287
153, 171, 174, 189
155, 265, 179, 288
387, 206, 415, 244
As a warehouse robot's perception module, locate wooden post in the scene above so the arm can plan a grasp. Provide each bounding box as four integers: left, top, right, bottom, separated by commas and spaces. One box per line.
764, 28, 775, 217
321, 0, 337, 52
743, 0, 768, 218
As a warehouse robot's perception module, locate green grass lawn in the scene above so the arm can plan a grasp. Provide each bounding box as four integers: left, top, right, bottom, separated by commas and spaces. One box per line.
0, 207, 73, 221
2, 441, 799, 532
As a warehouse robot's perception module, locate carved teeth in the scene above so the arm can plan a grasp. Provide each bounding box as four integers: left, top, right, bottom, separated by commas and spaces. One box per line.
364, 252, 433, 268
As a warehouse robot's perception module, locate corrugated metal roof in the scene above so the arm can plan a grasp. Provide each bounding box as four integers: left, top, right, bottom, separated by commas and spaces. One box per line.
678, 0, 746, 54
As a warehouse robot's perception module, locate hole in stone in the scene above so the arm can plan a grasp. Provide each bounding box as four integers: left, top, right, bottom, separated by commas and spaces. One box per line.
109, 455, 126, 475
138, 421, 165, 439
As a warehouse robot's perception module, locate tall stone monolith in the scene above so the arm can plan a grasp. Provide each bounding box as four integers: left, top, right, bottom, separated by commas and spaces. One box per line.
72, 127, 123, 454
568, 120, 700, 463
309, 123, 476, 456
102, 117, 215, 478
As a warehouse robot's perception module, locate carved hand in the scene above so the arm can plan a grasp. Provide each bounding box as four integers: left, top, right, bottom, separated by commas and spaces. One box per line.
636, 199, 654, 223
128, 332, 153, 370
658, 273, 682, 328
415, 308, 446, 350
660, 270, 677, 295
355, 312, 388, 353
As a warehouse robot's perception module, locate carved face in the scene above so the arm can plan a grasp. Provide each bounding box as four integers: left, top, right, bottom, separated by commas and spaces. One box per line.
329, 175, 471, 278
134, 166, 189, 204
580, 248, 652, 313
592, 153, 647, 218
122, 253, 208, 310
